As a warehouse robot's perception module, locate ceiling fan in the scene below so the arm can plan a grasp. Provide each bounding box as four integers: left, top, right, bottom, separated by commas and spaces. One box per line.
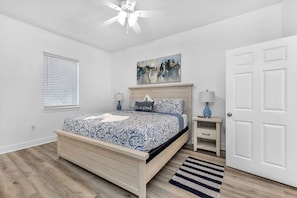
101, 0, 152, 33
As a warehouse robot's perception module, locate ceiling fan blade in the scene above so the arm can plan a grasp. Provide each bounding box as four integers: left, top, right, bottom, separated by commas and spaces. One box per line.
131, 21, 141, 33
102, 16, 119, 26
134, 10, 154, 18
101, 0, 122, 12
126, 0, 137, 9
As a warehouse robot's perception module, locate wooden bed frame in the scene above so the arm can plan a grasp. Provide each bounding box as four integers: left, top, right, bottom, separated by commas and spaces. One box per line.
55, 83, 193, 198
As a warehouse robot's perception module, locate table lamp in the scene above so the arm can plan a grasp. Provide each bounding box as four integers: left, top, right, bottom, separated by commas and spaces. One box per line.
199, 90, 215, 118
115, 93, 124, 111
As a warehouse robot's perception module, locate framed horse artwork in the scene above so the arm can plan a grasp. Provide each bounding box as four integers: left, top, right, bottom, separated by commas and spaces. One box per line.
137, 54, 181, 85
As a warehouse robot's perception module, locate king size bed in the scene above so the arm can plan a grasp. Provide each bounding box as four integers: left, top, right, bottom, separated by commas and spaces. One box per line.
54, 83, 193, 198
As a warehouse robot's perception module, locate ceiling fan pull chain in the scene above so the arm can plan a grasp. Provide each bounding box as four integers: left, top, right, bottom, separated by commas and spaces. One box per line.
126, 25, 129, 34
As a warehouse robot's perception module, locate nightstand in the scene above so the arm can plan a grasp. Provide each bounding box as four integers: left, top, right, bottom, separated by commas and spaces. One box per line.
192, 116, 222, 156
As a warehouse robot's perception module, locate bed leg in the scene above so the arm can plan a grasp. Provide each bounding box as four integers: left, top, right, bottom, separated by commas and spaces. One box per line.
138, 190, 146, 198
138, 161, 146, 198
138, 184, 146, 198
56, 136, 61, 160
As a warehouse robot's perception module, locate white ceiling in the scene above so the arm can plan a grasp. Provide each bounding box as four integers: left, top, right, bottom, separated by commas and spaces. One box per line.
0, 0, 281, 52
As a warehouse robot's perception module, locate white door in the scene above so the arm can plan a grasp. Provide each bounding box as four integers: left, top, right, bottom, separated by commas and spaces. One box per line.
226, 35, 297, 188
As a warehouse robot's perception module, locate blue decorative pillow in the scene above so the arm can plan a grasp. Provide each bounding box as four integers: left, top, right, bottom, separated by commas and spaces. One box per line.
135, 101, 154, 112
154, 98, 183, 114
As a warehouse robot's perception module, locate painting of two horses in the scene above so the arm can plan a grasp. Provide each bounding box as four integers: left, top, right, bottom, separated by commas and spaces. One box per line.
137, 54, 181, 85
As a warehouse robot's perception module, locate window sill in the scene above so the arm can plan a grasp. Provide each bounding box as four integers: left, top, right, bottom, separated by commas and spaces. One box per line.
43, 105, 80, 112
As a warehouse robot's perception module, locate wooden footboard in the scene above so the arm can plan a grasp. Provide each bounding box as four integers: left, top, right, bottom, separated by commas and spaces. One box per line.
55, 129, 190, 198
55, 129, 148, 197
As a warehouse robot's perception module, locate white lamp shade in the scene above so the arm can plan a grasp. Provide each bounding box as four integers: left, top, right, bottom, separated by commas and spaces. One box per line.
199, 90, 215, 103
115, 93, 124, 101
118, 11, 127, 26
128, 13, 138, 27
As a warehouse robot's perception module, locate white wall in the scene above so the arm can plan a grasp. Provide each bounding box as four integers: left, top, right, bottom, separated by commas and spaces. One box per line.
0, 3, 285, 154
282, 0, 297, 37
0, 14, 112, 154
111, 4, 282, 149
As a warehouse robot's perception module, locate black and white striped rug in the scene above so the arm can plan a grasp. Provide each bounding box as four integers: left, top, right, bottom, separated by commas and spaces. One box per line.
169, 156, 225, 198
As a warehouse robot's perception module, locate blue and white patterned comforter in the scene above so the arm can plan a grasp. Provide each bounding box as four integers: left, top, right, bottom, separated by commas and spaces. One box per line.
62, 110, 184, 152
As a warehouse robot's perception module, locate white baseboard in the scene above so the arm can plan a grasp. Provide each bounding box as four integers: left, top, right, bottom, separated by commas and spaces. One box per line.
0, 136, 57, 154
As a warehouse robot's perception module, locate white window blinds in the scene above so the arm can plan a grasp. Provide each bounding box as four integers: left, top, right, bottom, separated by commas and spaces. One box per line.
43, 52, 79, 109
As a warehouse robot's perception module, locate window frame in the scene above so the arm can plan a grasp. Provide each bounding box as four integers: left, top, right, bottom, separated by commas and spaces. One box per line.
43, 52, 80, 111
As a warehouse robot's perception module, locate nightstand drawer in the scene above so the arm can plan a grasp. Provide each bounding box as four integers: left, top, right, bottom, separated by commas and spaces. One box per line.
197, 128, 216, 140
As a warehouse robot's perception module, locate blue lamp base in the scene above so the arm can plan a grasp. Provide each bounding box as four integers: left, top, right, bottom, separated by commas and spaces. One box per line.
203, 102, 212, 118
116, 101, 122, 111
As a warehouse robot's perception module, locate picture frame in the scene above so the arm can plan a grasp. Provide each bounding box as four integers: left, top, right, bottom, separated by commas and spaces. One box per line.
137, 54, 181, 85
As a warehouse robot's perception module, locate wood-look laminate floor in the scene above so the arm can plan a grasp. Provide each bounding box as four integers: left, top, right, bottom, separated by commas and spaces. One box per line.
0, 142, 296, 198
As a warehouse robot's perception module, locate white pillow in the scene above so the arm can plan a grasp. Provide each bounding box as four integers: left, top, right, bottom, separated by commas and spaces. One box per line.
143, 94, 154, 102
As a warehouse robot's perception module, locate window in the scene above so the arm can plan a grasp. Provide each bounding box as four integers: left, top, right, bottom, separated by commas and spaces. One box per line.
43, 52, 79, 110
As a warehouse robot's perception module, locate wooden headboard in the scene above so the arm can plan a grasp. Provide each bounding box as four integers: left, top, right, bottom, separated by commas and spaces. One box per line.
128, 83, 193, 130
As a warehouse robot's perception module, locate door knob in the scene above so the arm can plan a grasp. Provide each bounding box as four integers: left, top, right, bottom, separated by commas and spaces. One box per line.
227, 112, 232, 117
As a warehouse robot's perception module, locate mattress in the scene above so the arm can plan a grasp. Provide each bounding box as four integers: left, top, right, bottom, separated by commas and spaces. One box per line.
62, 110, 187, 152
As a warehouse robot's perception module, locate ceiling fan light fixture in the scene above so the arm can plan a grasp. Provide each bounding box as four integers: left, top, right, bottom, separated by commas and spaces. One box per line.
128, 12, 138, 27
118, 11, 127, 26
102, 0, 152, 33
